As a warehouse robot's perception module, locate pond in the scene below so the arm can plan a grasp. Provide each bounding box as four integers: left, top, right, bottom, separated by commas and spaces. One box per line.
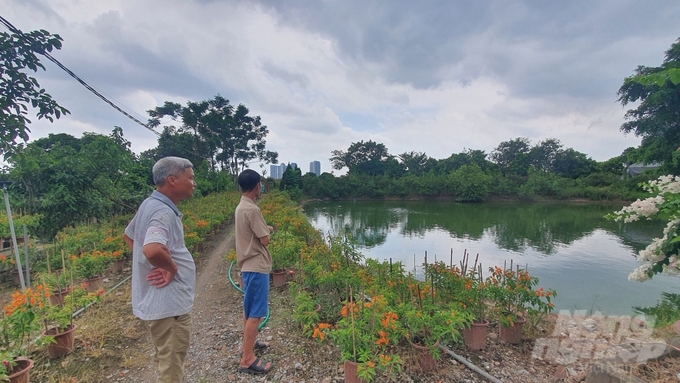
303, 200, 680, 317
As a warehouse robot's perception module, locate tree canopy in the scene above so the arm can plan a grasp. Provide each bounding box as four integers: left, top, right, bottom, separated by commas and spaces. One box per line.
7, 128, 149, 237
330, 140, 401, 176
0, 28, 70, 159
147, 95, 278, 175
618, 38, 680, 173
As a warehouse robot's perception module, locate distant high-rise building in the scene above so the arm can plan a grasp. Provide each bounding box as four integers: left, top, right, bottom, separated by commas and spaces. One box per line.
270, 165, 278, 179
309, 161, 321, 176
270, 162, 305, 179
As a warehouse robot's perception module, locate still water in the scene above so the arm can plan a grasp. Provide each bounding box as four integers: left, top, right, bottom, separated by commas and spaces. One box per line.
303, 200, 679, 316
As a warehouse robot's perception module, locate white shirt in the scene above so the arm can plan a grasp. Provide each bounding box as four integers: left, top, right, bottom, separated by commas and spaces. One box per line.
125, 191, 196, 320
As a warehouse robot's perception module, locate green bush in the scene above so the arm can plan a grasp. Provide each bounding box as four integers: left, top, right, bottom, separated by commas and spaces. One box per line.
634, 292, 680, 329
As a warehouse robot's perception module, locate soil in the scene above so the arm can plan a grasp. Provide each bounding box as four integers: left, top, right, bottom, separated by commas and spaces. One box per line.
2, 223, 678, 382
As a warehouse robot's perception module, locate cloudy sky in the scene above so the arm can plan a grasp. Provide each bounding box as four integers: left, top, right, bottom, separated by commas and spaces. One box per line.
2, 0, 680, 175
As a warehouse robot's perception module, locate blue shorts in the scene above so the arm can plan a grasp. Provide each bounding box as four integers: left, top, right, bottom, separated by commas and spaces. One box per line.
242, 272, 269, 319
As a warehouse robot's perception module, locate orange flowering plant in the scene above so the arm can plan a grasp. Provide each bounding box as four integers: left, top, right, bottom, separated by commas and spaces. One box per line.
397, 280, 473, 357
0, 286, 46, 378
269, 230, 306, 272
38, 284, 102, 333
425, 254, 489, 324
72, 251, 111, 279
313, 294, 403, 382
290, 284, 321, 336
487, 261, 556, 327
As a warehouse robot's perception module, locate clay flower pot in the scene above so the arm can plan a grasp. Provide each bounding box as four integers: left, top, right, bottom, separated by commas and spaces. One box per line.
271, 270, 286, 287
83, 275, 104, 292
49, 287, 71, 307
343, 360, 367, 383
111, 258, 126, 273
408, 339, 439, 373
7, 357, 34, 383
463, 319, 489, 351
43, 324, 77, 359
499, 316, 526, 344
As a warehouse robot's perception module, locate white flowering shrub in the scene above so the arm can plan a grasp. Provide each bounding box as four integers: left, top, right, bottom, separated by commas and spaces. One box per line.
611, 175, 680, 282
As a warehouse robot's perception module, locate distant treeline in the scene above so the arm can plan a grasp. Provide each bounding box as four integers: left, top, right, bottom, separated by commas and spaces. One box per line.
274, 138, 659, 202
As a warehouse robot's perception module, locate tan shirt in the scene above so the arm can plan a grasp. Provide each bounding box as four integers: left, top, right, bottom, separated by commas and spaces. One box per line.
235, 195, 272, 273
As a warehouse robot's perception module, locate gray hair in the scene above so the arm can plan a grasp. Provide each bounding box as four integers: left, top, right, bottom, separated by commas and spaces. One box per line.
152, 157, 193, 186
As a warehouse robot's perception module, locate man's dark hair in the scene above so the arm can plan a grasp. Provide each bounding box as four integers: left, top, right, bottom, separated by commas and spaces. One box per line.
238, 169, 261, 192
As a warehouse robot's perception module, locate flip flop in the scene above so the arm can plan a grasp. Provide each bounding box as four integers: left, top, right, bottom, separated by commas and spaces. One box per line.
238, 357, 272, 375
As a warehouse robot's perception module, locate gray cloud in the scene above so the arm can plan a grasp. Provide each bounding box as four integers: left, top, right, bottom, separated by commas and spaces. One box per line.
2, 0, 679, 172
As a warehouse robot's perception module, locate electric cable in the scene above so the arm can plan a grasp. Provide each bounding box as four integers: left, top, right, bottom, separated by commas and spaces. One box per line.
0, 14, 211, 161
0, 15, 160, 137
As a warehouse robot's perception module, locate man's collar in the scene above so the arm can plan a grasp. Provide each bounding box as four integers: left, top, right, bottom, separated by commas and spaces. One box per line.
151, 190, 181, 217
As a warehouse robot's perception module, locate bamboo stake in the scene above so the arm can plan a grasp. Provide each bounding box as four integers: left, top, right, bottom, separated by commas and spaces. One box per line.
47, 245, 51, 274
424, 251, 427, 278
349, 284, 356, 362
461, 250, 468, 275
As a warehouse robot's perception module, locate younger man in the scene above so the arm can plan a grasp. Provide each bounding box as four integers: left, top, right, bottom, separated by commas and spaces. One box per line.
235, 169, 273, 375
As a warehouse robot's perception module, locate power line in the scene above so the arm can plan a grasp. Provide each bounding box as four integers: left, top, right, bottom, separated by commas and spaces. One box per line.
0, 16, 221, 162
0, 15, 160, 137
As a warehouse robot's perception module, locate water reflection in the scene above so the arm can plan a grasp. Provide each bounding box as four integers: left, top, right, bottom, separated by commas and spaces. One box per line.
305, 201, 660, 255
303, 201, 677, 315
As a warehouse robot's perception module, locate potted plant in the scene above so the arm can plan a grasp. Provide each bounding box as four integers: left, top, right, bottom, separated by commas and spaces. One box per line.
0, 287, 43, 381
397, 281, 472, 373
423, 256, 485, 351
290, 283, 321, 336
110, 250, 127, 274
42, 270, 72, 307
36, 283, 102, 358
314, 294, 403, 383
487, 261, 556, 344
0, 351, 33, 383
72, 251, 111, 291
461, 263, 490, 350
269, 231, 305, 287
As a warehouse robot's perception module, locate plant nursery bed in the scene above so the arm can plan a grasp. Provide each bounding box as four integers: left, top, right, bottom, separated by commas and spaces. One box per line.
2, 224, 678, 382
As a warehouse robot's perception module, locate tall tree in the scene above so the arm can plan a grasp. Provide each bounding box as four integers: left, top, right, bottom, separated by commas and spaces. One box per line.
617, 39, 680, 172
280, 164, 302, 190
330, 140, 395, 175
553, 148, 597, 179
8, 129, 146, 237
0, 27, 70, 158
398, 151, 431, 175
148, 95, 278, 176
490, 137, 531, 176
530, 138, 563, 173
437, 149, 492, 174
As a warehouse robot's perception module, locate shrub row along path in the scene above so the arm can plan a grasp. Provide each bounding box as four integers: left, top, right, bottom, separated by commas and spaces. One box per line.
111, 223, 561, 383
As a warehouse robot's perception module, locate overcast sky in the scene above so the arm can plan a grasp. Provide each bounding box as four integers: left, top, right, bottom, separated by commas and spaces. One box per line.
2, 0, 680, 175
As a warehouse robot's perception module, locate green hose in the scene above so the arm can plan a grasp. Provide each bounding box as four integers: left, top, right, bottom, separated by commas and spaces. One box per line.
228, 261, 270, 331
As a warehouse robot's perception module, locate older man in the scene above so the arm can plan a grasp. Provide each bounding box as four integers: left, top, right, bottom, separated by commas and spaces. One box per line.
123, 156, 197, 383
